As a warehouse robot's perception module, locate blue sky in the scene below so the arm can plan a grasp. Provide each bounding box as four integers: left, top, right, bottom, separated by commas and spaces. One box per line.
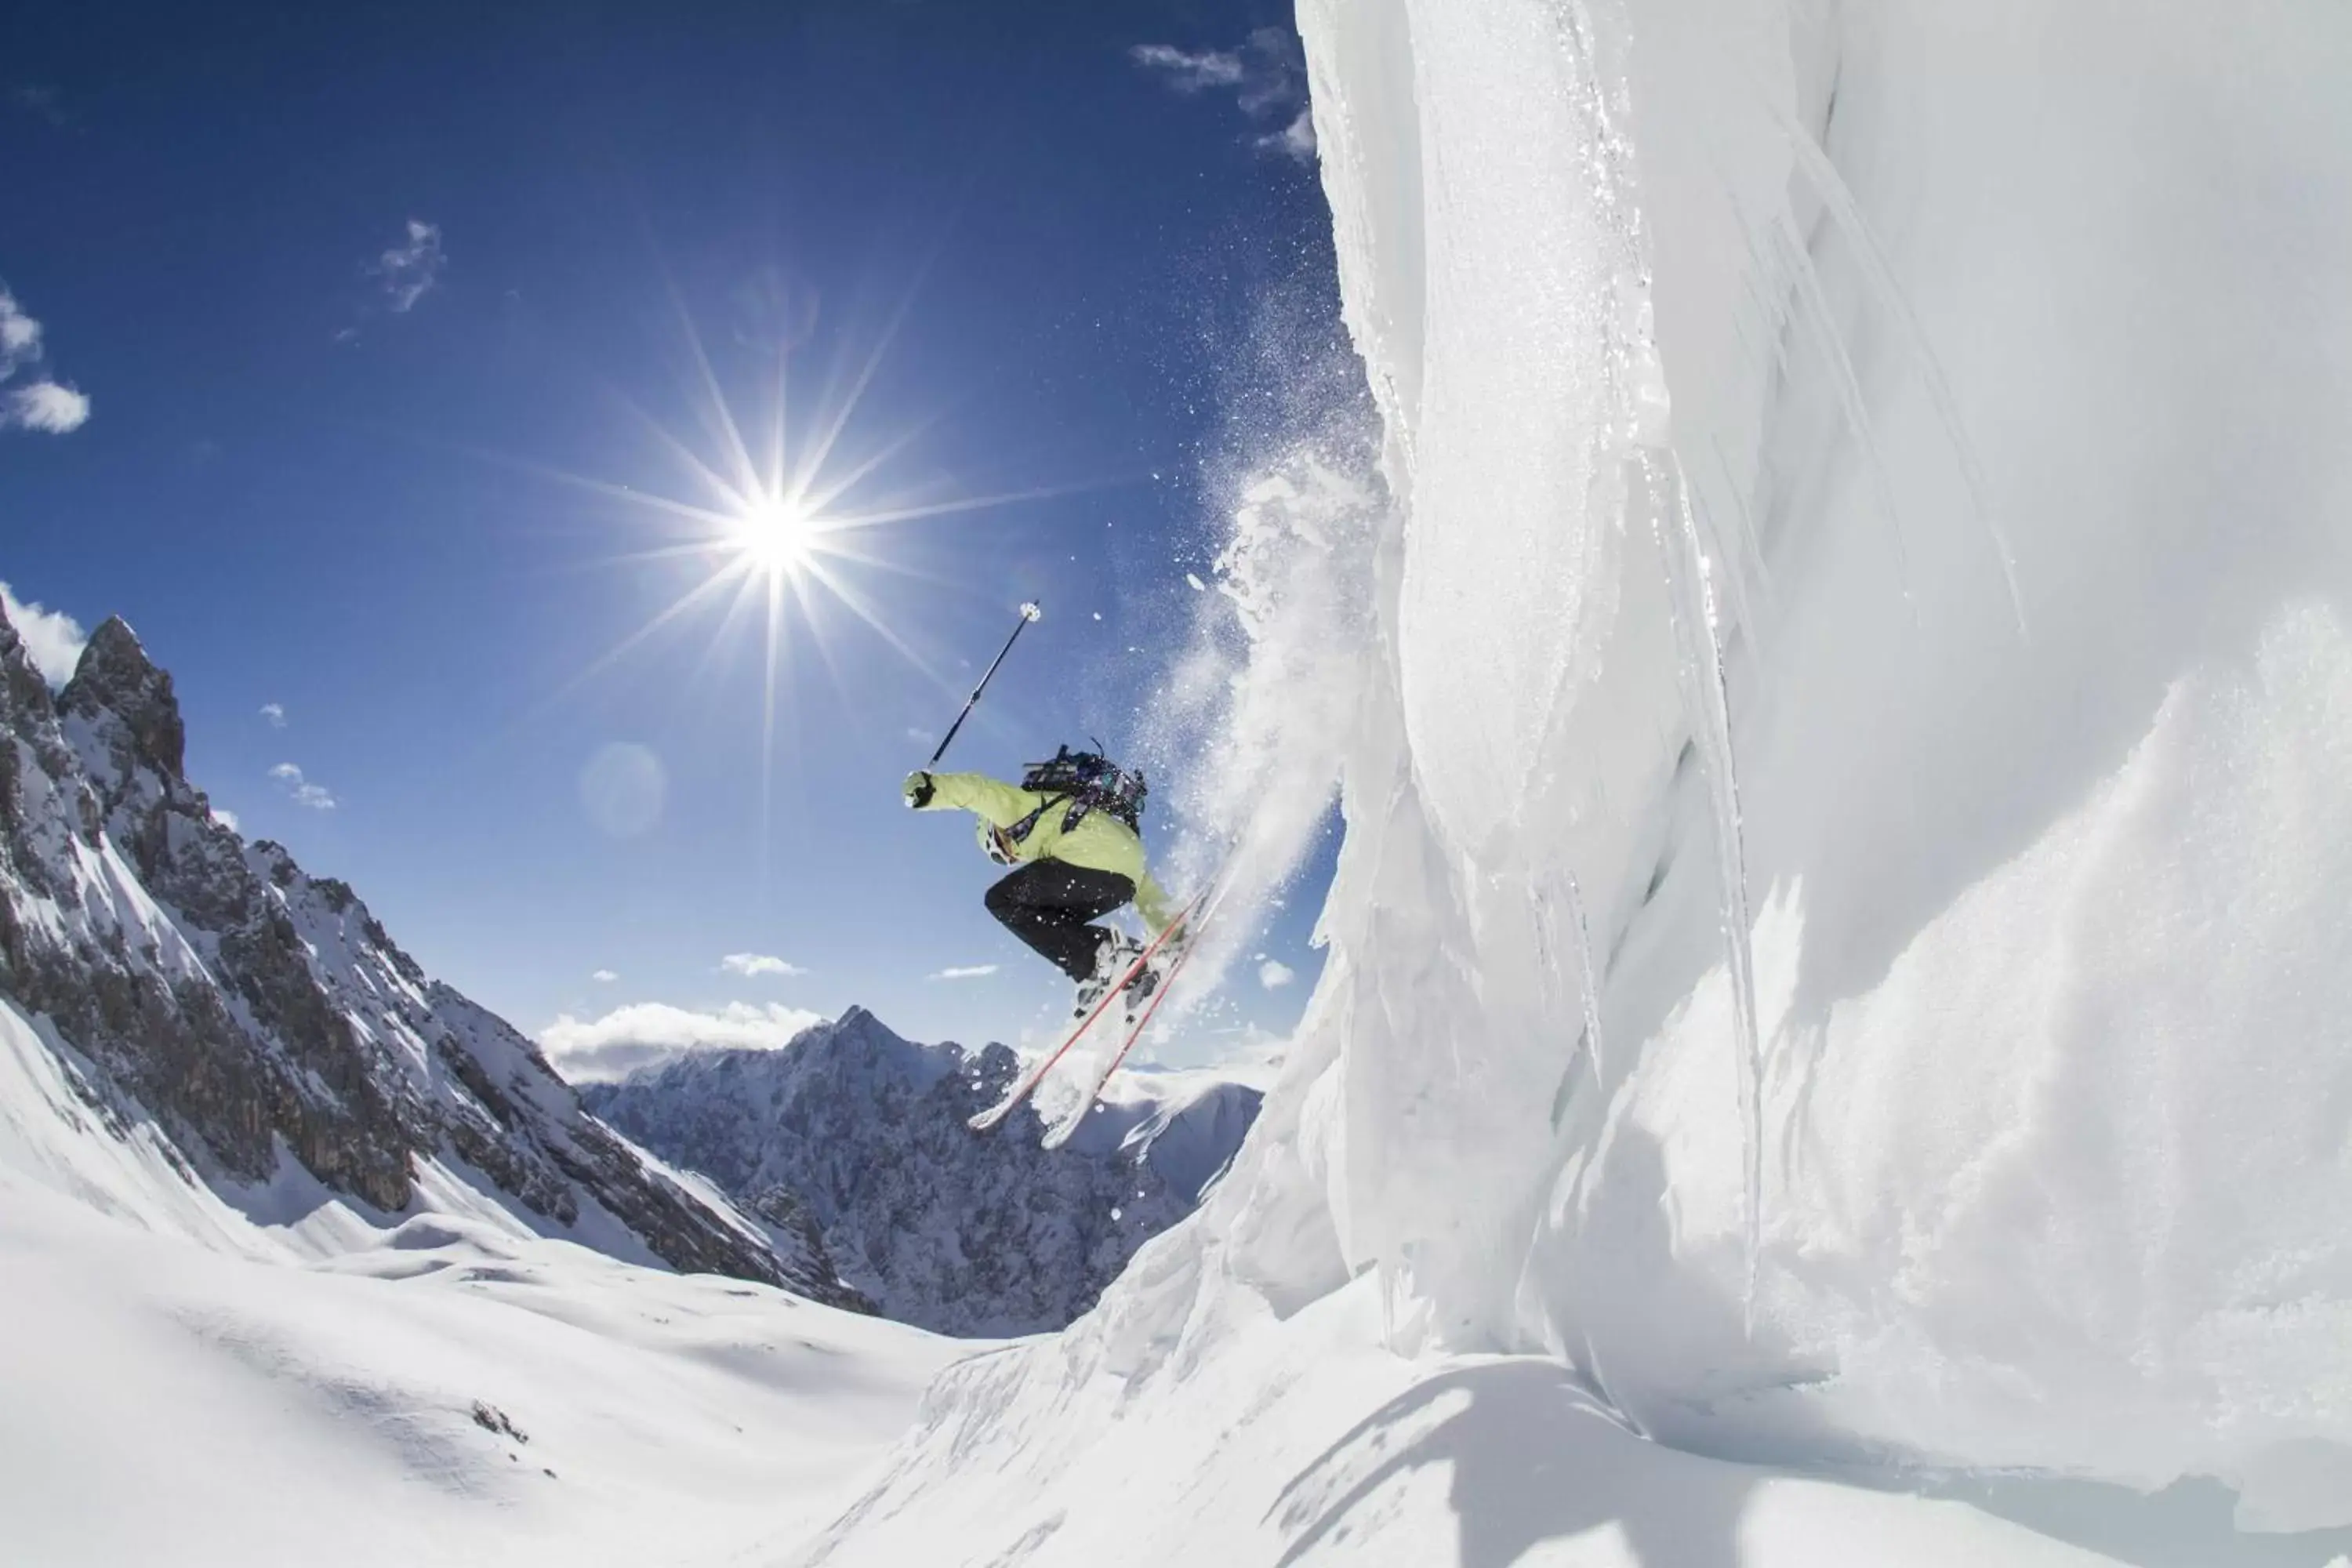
1, 2, 1348, 1069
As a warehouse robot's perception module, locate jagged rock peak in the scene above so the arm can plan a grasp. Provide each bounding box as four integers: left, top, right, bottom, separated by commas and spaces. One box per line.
0, 590, 57, 720
61, 615, 186, 781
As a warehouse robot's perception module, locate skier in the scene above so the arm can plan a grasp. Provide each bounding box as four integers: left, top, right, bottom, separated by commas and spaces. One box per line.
902, 749, 1179, 1016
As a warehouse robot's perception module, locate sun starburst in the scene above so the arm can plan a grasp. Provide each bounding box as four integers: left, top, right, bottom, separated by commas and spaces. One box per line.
499, 267, 1104, 877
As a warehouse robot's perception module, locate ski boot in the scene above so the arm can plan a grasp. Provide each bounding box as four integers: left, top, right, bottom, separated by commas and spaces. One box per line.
1118, 924, 1189, 1022
1073, 931, 1143, 1018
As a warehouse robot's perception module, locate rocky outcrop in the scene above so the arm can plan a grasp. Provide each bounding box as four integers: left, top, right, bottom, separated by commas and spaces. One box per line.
583, 1007, 1262, 1336
0, 599, 866, 1310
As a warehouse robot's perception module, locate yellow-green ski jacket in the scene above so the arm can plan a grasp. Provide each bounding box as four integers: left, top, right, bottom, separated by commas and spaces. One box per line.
909, 770, 1176, 935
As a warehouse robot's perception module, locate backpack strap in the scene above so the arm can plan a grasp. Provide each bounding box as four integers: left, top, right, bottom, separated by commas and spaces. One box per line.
1004, 793, 1071, 848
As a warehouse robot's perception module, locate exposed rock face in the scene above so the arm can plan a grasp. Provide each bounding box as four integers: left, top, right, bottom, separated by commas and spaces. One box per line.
0, 602, 866, 1311
583, 1007, 1263, 1337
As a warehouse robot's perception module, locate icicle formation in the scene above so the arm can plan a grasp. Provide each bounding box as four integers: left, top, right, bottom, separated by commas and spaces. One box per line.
1638, 447, 1766, 1325
1753, 74, 2029, 637
1537, 872, 1609, 1131
1555, 0, 1770, 1323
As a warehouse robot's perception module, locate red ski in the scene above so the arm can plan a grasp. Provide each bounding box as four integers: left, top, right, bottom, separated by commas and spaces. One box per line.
967, 885, 1210, 1134
1038, 924, 1207, 1150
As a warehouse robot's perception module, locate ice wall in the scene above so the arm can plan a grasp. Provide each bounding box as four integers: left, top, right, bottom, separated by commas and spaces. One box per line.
1164, 0, 2352, 1530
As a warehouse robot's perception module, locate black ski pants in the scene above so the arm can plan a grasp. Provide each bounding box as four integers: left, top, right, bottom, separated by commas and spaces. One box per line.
984, 859, 1135, 982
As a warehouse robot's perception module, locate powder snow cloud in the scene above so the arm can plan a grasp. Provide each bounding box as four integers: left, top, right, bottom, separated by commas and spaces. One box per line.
1130, 28, 1314, 164
0, 580, 88, 687
0, 283, 92, 434
537, 1000, 827, 1083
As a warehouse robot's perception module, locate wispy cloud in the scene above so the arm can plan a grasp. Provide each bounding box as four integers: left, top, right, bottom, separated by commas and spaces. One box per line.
590, 968, 619, 983
260, 702, 287, 728
1129, 44, 1247, 91
1130, 27, 1314, 164
7, 85, 71, 129
269, 761, 336, 811
1258, 958, 1296, 990
370, 219, 445, 314
0, 579, 87, 687
539, 1000, 827, 1083
0, 283, 91, 435
720, 952, 804, 978
212, 807, 241, 833
927, 964, 1000, 982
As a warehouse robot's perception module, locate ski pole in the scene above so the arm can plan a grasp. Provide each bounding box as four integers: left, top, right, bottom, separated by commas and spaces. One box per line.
927, 602, 1042, 767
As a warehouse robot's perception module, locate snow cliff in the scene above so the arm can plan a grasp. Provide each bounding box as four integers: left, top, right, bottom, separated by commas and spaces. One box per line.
804, 0, 2352, 1559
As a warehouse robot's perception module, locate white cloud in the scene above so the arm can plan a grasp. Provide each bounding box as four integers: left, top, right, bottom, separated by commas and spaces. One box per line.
269, 761, 336, 811
0, 288, 44, 361
212, 807, 240, 833
1258, 959, 1296, 990
0, 579, 87, 687
260, 702, 286, 728
590, 968, 618, 983
538, 1000, 827, 1083
372, 219, 445, 313
927, 964, 1000, 982
1130, 27, 1315, 164
0, 283, 91, 435
5, 381, 89, 433
720, 952, 804, 978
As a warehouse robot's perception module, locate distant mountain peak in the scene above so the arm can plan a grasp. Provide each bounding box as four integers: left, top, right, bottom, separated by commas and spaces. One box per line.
2, 608, 855, 1307
61, 614, 184, 786
585, 1025, 1263, 1337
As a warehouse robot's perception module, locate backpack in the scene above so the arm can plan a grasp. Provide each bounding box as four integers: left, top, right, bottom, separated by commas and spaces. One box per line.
1005, 745, 1148, 845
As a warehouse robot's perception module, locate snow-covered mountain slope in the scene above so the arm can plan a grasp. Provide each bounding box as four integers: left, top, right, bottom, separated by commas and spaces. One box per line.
0, 602, 858, 1306
583, 1007, 1264, 1336
2, 992, 960, 1568
797, 1277, 2151, 1568
802, 1, 2352, 1563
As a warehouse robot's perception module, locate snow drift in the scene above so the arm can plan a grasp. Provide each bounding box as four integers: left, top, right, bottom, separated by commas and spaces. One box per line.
0, 995, 957, 1568
809, 0, 2352, 1559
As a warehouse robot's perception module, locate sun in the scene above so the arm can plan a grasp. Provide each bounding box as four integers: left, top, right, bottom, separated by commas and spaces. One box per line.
524, 274, 1091, 877
735, 492, 816, 574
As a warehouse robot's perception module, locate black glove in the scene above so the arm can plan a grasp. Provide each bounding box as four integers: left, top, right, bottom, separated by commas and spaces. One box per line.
902, 771, 935, 809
